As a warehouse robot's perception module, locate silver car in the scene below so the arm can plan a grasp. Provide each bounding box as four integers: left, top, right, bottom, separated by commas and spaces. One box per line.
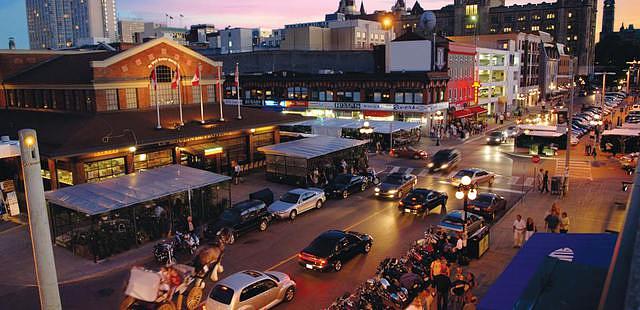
206, 270, 296, 310
268, 188, 326, 220
450, 168, 495, 187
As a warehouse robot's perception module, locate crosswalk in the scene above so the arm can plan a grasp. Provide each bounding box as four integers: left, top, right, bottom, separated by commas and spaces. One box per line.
555, 159, 593, 180
377, 165, 536, 189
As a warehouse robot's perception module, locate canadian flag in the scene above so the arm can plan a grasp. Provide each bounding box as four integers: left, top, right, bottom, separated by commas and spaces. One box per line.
192, 67, 200, 86
171, 69, 181, 89
234, 63, 239, 87
151, 67, 158, 90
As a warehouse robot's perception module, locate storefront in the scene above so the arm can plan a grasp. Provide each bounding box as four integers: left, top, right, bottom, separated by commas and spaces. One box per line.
45, 165, 231, 260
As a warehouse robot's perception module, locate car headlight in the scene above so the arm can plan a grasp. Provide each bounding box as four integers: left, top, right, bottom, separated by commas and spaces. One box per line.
388, 190, 397, 194
375, 187, 380, 192
486, 138, 491, 141
441, 164, 449, 169
427, 163, 434, 168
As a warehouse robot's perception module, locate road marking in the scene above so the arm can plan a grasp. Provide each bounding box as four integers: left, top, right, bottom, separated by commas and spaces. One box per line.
405, 168, 414, 175
266, 206, 391, 271
418, 169, 430, 177
508, 176, 520, 185
478, 186, 525, 194
389, 166, 400, 174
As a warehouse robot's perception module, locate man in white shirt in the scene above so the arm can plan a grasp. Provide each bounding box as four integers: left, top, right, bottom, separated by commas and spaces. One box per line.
513, 214, 526, 248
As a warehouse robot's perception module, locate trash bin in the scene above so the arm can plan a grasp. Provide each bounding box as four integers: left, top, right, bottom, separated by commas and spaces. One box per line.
551, 176, 563, 195
467, 226, 490, 259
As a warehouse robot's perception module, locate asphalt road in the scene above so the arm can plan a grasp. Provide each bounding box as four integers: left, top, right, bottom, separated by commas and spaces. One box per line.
0, 128, 534, 310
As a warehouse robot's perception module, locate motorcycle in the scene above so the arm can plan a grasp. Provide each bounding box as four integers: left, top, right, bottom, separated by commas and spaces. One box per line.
175, 231, 199, 255
154, 241, 176, 265
360, 168, 380, 186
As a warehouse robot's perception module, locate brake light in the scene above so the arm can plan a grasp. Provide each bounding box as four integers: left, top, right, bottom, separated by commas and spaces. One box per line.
399, 201, 404, 206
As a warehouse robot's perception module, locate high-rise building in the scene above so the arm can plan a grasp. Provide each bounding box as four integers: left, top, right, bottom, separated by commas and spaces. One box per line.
26, 0, 118, 49
391, 0, 597, 75
118, 20, 145, 43
601, 0, 615, 39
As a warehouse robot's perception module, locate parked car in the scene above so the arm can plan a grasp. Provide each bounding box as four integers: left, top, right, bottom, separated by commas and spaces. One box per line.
203, 200, 272, 244
437, 210, 485, 238
325, 174, 369, 199
463, 192, 507, 221
427, 148, 461, 173
374, 172, 417, 199
268, 188, 326, 220
399, 188, 448, 214
503, 126, 518, 138
390, 146, 429, 160
298, 230, 373, 272
450, 168, 495, 187
486, 131, 505, 145
206, 270, 296, 309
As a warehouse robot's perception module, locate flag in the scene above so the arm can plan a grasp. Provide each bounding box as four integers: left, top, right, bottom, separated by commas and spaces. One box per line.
171, 69, 181, 89
191, 66, 200, 86
151, 67, 157, 90
234, 63, 239, 87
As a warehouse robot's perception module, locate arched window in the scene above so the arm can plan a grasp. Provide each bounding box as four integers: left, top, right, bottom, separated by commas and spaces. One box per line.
150, 65, 179, 106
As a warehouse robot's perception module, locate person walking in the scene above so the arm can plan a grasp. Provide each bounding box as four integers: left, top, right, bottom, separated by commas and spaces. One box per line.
540, 170, 550, 193
232, 161, 241, 185
525, 217, 536, 241
513, 214, 526, 248
592, 147, 597, 161
536, 168, 544, 191
434, 271, 451, 310
450, 273, 470, 309
559, 212, 570, 233
544, 209, 561, 233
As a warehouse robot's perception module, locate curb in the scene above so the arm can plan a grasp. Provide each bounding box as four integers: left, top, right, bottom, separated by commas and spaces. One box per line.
500, 151, 558, 160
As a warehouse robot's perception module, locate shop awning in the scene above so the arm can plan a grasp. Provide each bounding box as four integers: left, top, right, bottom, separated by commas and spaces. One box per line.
0, 140, 20, 159
453, 109, 474, 118
181, 143, 224, 157
45, 165, 231, 216
285, 118, 421, 135
469, 106, 488, 114
258, 136, 367, 159
602, 128, 640, 136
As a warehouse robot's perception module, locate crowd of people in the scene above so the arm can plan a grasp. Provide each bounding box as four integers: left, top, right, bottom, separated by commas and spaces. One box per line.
430, 119, 489, 142
512, 202, 571, 248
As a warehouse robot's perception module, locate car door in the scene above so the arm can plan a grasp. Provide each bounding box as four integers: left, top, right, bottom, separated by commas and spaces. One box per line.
340, 235, 359, 260
239, 207, 257, 233
299, 192, 314, 213
238, 279, 278, 309
475, 171, 489, 183
349, 177, 360, 193
426, 193, 438, 209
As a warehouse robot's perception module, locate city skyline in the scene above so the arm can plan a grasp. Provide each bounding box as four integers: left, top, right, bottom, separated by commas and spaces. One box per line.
1, 0, 638, 49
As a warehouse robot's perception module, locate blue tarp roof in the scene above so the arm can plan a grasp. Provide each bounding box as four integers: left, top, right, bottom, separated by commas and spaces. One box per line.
479, 233, 617, 310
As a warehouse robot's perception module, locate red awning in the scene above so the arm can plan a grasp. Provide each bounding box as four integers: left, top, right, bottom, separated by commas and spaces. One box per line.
363, 110, 393, 117
469, 106, 488, 114
453, 109, 474, 118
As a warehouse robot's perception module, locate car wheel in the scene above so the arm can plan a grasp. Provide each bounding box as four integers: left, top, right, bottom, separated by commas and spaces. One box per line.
284, 286, 296, 302
334, 260, 343, 272
363, 242, 372, 253
289, 210, 297, 221
316, 200, 323, 209
227, 232, 236, 245
342, 191, 349, 199
259, 219, 268, 231
414, 154, 420, 160
361, 183, 367, 192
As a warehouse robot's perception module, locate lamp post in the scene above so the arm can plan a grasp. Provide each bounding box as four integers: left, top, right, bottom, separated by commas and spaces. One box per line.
594, 72, 615, 123
359, 121, 374, 150
432, 111, 445, 146
455, 175, 477, 238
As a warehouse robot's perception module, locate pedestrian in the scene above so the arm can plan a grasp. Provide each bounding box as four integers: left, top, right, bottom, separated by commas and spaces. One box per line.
450, 273, 470, 309
513, 214, 526, 248
233, 161, 241, 185
544, 209, 561, 233
559, 212, 570, 233
434, 271, 451, 310
455, 232, 468, 265
536, 168, 544, 191
540, 170, 550, 193
585, 143, 592, 156
592, 147, 597, 161
525, 217, 536, 241
430, 255, 444, 278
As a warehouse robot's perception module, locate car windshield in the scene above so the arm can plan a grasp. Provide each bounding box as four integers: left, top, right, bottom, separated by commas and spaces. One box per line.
334, 175, 351, 185
307, 235, 339, 257
280, 192, 300, 204
433, 150, 451, 160
406, 192, 426, 201
384, 175, 405, 185
209, 285, 235, 305
220, 209, 240, 222
454, 170, 475, 178
473, 195, 493, 207
490, 132, 503, 137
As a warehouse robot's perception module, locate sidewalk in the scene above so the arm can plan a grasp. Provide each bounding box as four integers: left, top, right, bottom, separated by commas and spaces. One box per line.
467, 169, 629, 298
0, 169, 296, 286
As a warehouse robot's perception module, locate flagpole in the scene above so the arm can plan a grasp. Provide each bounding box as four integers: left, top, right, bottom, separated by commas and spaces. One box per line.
198, 64, 205, 124
154, 64, 161, 129
236, 62, 242, 120
218, 66, 225, 122
177, 66, 184, 126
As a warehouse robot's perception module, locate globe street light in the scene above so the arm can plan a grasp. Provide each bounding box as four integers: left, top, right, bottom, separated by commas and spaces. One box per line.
360, 121, 374, 150
431, 111, 445, 146
456, 175, 477, 238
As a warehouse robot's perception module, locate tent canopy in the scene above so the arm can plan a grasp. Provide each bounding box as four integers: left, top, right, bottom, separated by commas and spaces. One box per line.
602, 128, 640, 137
45, 165, 231, 216
479, 233, 616, 310
523, 130, 564, 137
286, 118, 421, 134
257, 136, 367, 160
0, 140, 20, 159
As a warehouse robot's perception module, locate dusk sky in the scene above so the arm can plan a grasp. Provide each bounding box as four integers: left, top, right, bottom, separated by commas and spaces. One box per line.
1, 0, 638, 49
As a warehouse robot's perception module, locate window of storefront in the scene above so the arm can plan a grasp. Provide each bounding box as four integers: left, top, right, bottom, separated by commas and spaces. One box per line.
206, 84, 216, 103
224, 86, 238, 98
150, 65, 179, 106
368, 89, 390, 103
317, 90, 334, 102
219, 137, 248, 166
125, 88, 138, 109
252, 132, 274, 161
192, 85, 202, 104
56, 169, 73, 186
105, 89, 119, 111
134, 149, 174, 171
84, 157, 126, 183
287, 87, 308, 100
335, 90, 360, 102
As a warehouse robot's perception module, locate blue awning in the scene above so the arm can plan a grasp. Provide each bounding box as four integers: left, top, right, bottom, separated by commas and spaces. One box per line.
45, 165, 230, 216
479, 233, 616, 310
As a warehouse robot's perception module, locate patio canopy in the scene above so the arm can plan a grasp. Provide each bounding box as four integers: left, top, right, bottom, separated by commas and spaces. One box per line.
602, 128, 640, 136
257, 136, 367, 159
286, 118, 421, 135
45, 165, 231, 216
0, 140, 20, 159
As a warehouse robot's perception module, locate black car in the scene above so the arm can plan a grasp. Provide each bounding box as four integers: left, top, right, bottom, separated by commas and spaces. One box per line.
463, 193, 507, 221
486, 131, 505, 145
399, 188, 448, 214
203, 200, 272, 244
325, 174, 368, 199
298, 230, 373, 272
427, 148, 461, 173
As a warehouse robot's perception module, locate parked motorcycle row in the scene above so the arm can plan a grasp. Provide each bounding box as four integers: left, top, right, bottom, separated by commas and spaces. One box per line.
327, 227, 463, 310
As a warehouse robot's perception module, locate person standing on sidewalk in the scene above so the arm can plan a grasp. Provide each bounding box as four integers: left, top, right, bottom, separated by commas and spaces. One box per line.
540, 170, 550, 193
536, 168, 544, 191
513, 214, 526, 248
544, 210, 560, 233
525, 217, 536, 241
592, 147, 598, 161
559, 212, 570, 233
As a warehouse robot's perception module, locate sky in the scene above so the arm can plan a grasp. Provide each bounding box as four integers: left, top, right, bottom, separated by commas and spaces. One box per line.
0, 0, 638, 49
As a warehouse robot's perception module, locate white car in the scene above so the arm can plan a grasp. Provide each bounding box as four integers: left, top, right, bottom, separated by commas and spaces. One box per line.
450, 168, 496, 187
268, 188, 326, 220
206, 270, 296, 310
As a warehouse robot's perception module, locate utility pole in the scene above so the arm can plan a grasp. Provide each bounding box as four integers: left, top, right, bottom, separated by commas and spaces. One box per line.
18, 129, 62, 310
564, 64, 575, 191
594, 72, 615, 122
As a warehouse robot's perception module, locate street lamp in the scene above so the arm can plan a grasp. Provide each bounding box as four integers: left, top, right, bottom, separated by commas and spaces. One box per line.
360, 121, 374, 150
431, 111, 445, 146
455, 175, 477, 238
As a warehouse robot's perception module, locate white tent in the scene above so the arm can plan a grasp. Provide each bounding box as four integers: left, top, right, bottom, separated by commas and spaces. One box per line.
0, 140, 19, 159
602, 129, 640, 137
286, 118, 421, 136
258, 136, 367, 159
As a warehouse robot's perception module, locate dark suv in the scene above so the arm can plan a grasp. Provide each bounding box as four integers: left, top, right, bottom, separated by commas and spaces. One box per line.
204, 200, 272, 244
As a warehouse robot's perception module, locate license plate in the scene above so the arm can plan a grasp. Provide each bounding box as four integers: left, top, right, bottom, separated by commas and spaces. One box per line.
305, 264, 313, 269
405, 208, 411, 213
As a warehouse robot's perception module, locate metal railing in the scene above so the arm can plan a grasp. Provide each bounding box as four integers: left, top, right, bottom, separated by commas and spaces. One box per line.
598, 165, 640, 310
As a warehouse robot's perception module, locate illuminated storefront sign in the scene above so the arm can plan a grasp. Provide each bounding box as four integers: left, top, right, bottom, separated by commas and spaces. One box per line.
306, 101, 448, 113
204, 146, 223, 157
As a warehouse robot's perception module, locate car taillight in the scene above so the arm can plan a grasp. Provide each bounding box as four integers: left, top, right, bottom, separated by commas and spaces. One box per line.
399, 201, 404, 206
